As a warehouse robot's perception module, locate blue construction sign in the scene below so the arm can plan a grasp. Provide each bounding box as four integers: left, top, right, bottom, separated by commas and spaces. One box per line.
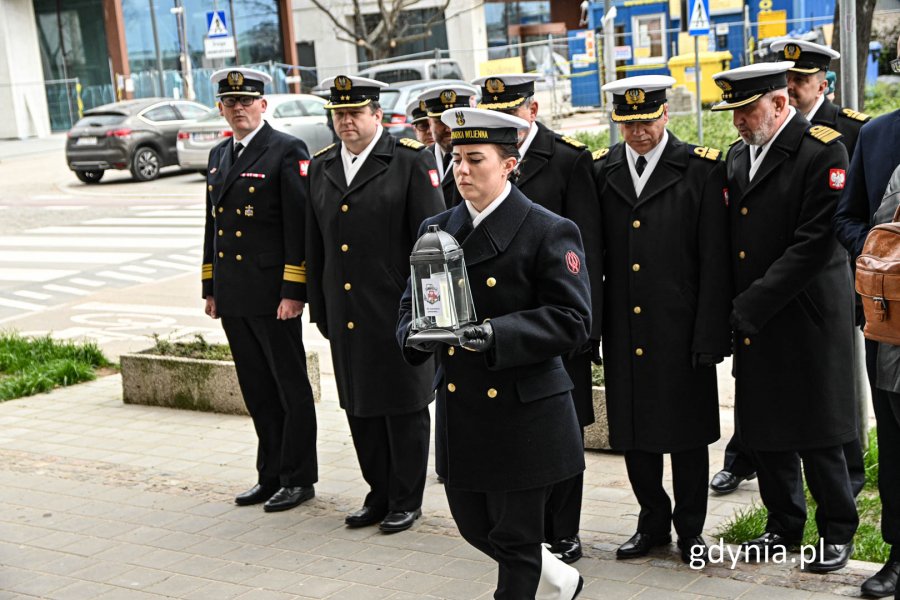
206, 11, 229, 39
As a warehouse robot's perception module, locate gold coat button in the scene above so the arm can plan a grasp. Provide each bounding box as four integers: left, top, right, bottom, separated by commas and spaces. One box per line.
486, 277, 497, 287
447, 383, 456, 392
344, 282, 352, 291
632, 220, 641, 229
341, 204, 349, 213
739, 251, 746, 259
218, 251, 224, 258
633, 306, 641, 314
236, 255, 242, 261
744, 337, 751, 346
635, 348, 644, 356
218, 207, 224, 213
236, 208, 242, 215
447, 347, 455, 356
249, 186, 255, 194
208, 185, 213, 192
341, 244, 349, 252
632, 263, 640, 272
211, 208, 215, 217
235, 231, 242, 237
347, 321, 355, 329
487, 388, 498, 398
218, 229, 223, 236
740, 207, 749, 216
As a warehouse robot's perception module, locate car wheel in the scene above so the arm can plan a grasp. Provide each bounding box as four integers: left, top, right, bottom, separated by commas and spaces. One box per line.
74, 170, 104, 183
131, 146, 161, 181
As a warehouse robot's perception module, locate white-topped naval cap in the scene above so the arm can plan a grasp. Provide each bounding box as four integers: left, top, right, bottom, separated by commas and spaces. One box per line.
711, 62, 794, 110
440, 107, 529, 146
211, 68, 272, 97
768, 39, 840, 73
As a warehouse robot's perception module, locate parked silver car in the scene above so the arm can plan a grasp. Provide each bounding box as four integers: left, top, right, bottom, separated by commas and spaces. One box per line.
176, 94, 334, 171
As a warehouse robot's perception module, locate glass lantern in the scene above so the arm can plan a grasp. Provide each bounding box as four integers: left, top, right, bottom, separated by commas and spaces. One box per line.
407, 224, 477, 346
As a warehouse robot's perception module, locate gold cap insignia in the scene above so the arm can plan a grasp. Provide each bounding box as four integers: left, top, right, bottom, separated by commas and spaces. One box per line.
455, 111, 466, 126
440, 90, 458, 105
335, 76, 352, 91
716, 79, 732, 92
625, 89, 646, 105
784, 44, 801, 60
227, 72, 244, 88
419, 100, 427, 112
485, 78, 506, 94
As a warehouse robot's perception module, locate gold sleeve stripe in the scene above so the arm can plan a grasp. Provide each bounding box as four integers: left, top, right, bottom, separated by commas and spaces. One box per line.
284, 271, 307, 283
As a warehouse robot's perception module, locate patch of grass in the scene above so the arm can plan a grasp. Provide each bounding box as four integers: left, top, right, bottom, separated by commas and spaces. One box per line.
147, 333, 232, 361
863, 82, 900, 116
591, 363, 605, 387
714, 428, 890, 563
0, 332, 110, 402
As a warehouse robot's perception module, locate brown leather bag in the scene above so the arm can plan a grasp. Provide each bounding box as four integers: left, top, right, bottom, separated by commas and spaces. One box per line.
857, 204, 900, 344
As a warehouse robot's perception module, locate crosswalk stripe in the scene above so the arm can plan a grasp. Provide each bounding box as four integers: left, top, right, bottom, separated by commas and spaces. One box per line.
0, 251, 148, 264
13, 290, 52, 300
85, 218, 203, 226
0, 267, 78, 282
121, 265, 157, 274
0, 237, 198, 249
96, 271, 154, 283
31, 226, 205, 236
74, 302, 202, 317
68, 277, 105, 287
134, 210, 207, 217
128, 204, 179, 210
43, 284, 90, 296
144, 259, 196, 272
167, 254, 200, 264
0, 297, 44, 311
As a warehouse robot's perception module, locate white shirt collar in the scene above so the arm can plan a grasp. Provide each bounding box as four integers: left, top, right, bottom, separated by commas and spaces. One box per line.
434, 144, 451, 180
805, 94, 826, 121
341, 124, 383, 185
625, 130, 669, 198
465, 181, 512, 229
749, 106, 796, 181
517, 122, 539, 159
233, 119, 265, 148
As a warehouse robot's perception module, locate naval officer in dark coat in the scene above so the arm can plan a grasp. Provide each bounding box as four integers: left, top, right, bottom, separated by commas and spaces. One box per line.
202, 68, 318, 512
592, 75, 732, 564
472, 72, 602, 565
306, 75, 445, 533
712, 62, 858, 573
398, 107, 588, 600
418, 83, 477, 208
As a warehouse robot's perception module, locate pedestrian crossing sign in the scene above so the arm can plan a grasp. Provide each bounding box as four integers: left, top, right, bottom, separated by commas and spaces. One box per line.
688, 0, 710, 36
206, 11, 229, 39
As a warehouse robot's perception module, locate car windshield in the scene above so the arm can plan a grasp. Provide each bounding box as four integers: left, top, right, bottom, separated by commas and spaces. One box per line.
379, 90, 402, 112
430, 63, 463, 79
74, 114, 126, 128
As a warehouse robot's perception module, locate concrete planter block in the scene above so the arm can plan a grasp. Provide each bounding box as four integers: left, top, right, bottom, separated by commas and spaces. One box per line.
584, 385, 612, 450
120, 350, 320, 414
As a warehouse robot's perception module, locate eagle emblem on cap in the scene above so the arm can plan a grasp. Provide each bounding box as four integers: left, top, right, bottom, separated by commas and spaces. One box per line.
335, 76, 352, 91
227, 72, 244, 88
625, 89, 646, 105
440, 90, 458, 105
485, 78, 506, 94
419, 100, 427, 112
716, 79, 732, 91
455, 111, 466, 126
783, 44, 802, 60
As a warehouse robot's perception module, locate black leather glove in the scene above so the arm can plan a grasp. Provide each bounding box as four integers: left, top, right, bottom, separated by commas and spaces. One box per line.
591, 339, 602, 365
693, 353, 724, 368
729, 308, 758, 335
405, 325, 442, 353
460, 322, 494, 352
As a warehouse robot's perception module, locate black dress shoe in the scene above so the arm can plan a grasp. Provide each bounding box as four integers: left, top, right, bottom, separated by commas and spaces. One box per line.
804, 542, 853, 573
677, 536, 709, 565
345, 505, 388, 528
709, 470, 757, 494
379, 508, 422, 533
573, 575, 584, 599
234, 483, 278, 506
616, 532, 672, 559
263, 486, 314, 512
861, 560, 900, 597
548, 535, 583, 564
741, 532, 802, 558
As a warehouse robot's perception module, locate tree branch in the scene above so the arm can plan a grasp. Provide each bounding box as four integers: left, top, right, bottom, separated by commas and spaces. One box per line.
308, 0, 358, 40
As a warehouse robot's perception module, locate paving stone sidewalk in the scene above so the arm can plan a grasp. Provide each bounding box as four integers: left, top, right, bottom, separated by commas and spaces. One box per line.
0, 373, 880, 599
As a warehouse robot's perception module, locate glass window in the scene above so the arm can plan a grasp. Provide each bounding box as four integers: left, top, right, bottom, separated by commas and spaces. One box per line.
355, 8, 448, 63
485, 1, 551, 51
142, 104, 180, 122
429, 63, 464, 80
273, 101, 304, 118
300, 98, 327, 116
74, 114, 127, 128
174, 102, 209, 120
632, 14, 666, 64
378, 90, 402, 111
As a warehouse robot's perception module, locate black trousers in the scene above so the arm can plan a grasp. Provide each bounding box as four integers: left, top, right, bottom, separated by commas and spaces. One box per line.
222, 315, 317, 487
544, 430, 584, 543
753, 444, 858, 544
624, 446, 709, 538
346, 406, 430, 512
869, 339, 900, 561
446, 485, 550, 599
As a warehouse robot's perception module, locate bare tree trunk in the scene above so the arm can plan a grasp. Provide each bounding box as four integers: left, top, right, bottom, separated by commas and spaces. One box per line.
832, 0, 877, 110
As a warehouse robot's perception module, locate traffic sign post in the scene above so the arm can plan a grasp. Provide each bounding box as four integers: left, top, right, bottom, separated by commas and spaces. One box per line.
205, 10, 235, 60
688, 0, 710, 145
206, 11, 229, 38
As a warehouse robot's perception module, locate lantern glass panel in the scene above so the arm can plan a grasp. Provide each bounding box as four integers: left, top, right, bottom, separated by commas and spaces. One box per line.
411, 259, 459, 331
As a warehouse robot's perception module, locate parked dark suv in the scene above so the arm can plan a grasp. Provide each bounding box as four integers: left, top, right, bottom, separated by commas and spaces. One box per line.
66, 98, 210, 183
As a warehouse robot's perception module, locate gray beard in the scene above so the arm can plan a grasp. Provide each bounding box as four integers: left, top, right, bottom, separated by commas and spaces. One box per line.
741, 110, 779, 147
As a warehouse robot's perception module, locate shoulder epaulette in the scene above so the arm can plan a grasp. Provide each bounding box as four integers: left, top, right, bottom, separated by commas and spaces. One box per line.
398, 138, 426, 151
559, 135, 586, 149
730, 137, 742, 146
807, 125, 843, 145
592, 148, 610, 161
840, 108, 871, 123
313, 143, 335, 157
692, 146, 721, 161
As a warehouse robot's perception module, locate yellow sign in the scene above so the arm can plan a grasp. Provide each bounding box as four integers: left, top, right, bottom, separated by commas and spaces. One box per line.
478, 57, 523, 77
709, 0, 742, 13
758, 10, 787, 40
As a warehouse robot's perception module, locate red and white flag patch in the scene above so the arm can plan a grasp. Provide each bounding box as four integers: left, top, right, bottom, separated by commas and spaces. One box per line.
298, 160, 310, 177
829, 168, 846, 190
565, 251, 581, 274
428, 169, 440, 188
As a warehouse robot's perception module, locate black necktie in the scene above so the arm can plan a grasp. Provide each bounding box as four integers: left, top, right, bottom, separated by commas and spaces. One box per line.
635, 155, 647, 177
233, 142, 244, 162
443, 153, 452, 174
351, 155, 358, 164
754, 146, 763, 159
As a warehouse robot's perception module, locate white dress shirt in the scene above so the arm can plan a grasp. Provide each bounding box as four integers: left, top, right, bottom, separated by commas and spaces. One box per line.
466, 181, 512, 229
805, 94, 826, 122
517, 122, 540, 159
625, 130, 669, 198
232, 119, 265, 157
749, 106, 796, 181
341, 124, 383, 186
